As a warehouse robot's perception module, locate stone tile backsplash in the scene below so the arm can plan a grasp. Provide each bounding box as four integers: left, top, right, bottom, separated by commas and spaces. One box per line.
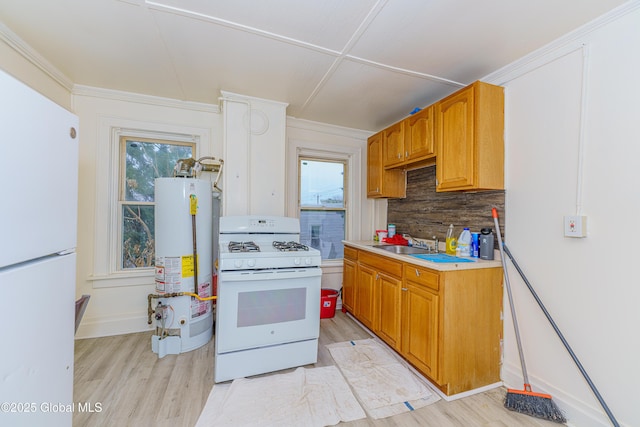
387, 166, 505, 245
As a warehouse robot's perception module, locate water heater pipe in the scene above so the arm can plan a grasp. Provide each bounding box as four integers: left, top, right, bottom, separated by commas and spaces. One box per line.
190, 194, 199, 294
147, 292, 217, 325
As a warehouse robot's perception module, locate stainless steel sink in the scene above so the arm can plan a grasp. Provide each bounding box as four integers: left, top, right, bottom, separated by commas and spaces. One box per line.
370, 245, 433, 254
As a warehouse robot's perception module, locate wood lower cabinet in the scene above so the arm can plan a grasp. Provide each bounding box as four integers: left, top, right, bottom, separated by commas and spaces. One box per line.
402, 265, 440, 380
355, 263, 376, 330
341, 246, 357, 313
342, 244, 503, 396
356, 251, 403, 351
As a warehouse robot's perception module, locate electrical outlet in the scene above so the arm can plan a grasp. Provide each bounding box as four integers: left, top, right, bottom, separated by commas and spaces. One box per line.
564, 215, 587, 238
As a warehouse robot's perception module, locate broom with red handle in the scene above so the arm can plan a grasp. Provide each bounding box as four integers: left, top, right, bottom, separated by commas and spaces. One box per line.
492, 208, 566, 423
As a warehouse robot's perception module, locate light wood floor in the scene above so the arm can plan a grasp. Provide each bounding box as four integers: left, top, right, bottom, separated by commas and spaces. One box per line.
74, 310, 562, 427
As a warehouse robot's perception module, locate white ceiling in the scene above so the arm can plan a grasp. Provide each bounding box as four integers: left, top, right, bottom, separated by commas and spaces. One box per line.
0, 0, 628, 131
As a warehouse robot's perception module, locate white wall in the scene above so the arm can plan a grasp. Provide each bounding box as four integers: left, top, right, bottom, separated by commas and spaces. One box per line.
221, 91, 288, 216
486, 3, 640, 425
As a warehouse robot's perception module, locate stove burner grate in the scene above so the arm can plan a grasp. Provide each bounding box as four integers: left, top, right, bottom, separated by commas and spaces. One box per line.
228, 241, 260, 252
272, 241, 309, 252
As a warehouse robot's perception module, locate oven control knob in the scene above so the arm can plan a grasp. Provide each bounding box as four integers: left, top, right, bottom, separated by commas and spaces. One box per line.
234, 260, 243, 268
247, 259, 256, 267
294, 258, 301, 265
305, 258, 312, 265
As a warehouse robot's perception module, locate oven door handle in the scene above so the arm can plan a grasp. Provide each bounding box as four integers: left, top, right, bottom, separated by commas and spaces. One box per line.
220, 267, 321, 281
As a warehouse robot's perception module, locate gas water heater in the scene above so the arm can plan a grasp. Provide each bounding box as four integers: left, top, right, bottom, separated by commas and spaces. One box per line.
151, 177, 218, 357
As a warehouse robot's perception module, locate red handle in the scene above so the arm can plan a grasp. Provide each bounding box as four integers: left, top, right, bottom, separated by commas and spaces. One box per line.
492, 207, 499, 219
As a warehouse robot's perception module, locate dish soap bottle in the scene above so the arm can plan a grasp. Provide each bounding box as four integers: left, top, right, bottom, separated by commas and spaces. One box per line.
445, 224, 457, 255
458, 227, 472, 257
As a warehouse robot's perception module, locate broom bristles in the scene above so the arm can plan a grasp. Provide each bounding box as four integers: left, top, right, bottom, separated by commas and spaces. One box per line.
505, 388, 566, 423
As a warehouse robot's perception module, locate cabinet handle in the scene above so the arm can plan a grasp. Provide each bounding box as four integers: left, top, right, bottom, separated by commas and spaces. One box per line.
376, 274, 380, 280
405, 151, 409, 158
397, 153, 402, 159
401, 288, 408, 291
415, 269, 420, 277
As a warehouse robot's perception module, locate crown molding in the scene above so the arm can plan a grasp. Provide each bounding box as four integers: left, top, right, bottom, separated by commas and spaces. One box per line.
0, 21, 74, 91
287, 116, 371, 140
73, 84, 220, 113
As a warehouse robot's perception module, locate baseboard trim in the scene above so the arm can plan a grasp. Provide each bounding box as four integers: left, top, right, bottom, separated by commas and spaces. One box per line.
75, 313, 153, 340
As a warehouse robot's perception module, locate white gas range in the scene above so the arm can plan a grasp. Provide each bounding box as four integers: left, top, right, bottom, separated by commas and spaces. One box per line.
214, 215, 322, 383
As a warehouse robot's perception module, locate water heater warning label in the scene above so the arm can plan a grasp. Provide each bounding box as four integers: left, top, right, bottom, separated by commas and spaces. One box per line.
155, 256, 182, 292
181, 255, 195, 278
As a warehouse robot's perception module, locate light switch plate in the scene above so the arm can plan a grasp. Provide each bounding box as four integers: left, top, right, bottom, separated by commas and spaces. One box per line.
564, 215, 587, 238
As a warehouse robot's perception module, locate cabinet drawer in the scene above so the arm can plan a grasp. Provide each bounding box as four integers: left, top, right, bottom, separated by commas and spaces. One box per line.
359, 251, 403, 278
404, 265, 439, 291
344, 246, 358, 261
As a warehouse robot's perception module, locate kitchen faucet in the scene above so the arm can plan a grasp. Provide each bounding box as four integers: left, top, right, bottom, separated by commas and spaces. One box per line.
404, 234, 438, 253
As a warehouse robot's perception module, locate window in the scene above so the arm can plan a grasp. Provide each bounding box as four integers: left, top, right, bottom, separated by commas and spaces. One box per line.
299, 158, 346, 260
119, 136, 195, 270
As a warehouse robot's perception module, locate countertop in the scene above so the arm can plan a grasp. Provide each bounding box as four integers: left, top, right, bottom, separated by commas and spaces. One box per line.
343, 240, 503, 272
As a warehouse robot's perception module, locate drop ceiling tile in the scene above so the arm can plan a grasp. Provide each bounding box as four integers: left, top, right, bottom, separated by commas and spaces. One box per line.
349, 0, 629, 83
297, 58, 457, 131
152, 9, 338, 105
150, 0, 377, 51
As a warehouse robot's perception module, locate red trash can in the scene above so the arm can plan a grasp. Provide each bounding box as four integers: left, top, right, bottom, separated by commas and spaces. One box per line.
320, 289, 339, 319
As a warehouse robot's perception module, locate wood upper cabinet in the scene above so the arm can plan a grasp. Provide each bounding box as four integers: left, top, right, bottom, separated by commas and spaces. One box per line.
383, 121, 405, 167
435, 81, 504, 192
382, 107, 436, 170
403, 105, 436, 165
367, 131, 406, 198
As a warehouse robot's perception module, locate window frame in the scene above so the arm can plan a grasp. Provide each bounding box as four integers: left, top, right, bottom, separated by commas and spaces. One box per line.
298, 157, 348, 260
90, 117, 207, 289
118, 136, 196, 271
286, 133, 368, 269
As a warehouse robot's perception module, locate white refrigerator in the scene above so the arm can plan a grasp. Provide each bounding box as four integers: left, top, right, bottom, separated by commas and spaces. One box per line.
0, 69, 79, 427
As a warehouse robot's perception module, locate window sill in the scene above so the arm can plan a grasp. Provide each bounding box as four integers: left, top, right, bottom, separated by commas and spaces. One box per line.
90, 269, 154, 289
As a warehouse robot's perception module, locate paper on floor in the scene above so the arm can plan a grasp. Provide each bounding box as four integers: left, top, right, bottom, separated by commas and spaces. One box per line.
327, 338, 440, 419
195, 365, 365, 427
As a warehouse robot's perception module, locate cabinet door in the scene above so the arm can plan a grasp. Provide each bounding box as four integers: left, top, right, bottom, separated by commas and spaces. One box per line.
402, 281, 439, 379
436, 86, 475, 191
377, 272, 402, 351
367, 132, 383, 197
355, 264, 376, 330
342, 258, 356, 313
383, 121, 405, 167
367, 132, 406, 198
404, 106, 435, 161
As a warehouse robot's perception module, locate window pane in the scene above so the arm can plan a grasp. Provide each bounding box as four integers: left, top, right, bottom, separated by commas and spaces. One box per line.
300, 160, 344, 208
124, 139, 193, 202
300, 210, 344, 260
122, 204, 155, 269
